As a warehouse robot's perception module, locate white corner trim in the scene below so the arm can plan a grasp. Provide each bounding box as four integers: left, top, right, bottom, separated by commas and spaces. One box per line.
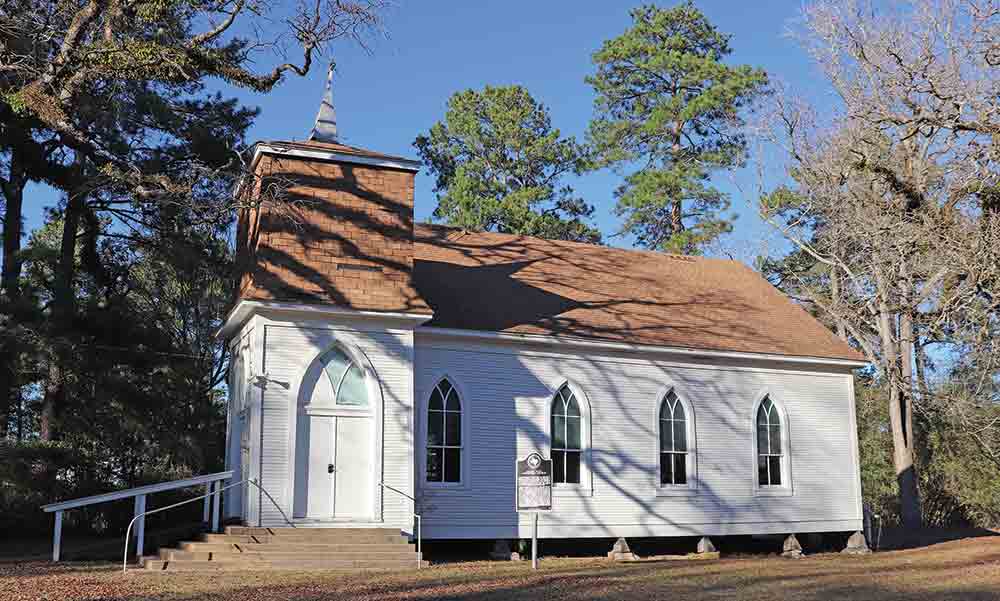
253, 143, 422, 173
217, 300, 433, 340
416, 327, 869, 369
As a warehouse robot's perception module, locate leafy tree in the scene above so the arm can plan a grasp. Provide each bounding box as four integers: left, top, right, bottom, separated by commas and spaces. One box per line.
856, 376, 1000, 529
0, 0, 391, 539
415, 85, 601, 243
0, 0, 389, 441
587, 2, 767, 254
757, 0, 1000, 528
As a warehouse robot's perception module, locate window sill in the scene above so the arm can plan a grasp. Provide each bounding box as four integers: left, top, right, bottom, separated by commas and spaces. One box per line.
754, 486, 794, 497
420, 482, 468, 493
553, 485, 593, 498
655, 486, 699, 497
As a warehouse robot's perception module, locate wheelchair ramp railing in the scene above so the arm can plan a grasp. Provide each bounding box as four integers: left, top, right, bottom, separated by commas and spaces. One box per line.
41, 470, 233, 562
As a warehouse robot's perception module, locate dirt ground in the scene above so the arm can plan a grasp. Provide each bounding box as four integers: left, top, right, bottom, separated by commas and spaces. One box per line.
2, 535, 999, 601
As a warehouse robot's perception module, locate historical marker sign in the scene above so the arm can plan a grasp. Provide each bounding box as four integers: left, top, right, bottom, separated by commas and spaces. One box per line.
516, 452, 552, 511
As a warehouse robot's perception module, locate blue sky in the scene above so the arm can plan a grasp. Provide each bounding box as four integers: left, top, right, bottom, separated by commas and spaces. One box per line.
23, 1, 834, 263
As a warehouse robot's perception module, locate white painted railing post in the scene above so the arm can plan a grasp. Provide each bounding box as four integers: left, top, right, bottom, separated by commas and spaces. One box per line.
41, 470, 235, 565
133, 495, 146, 559
202, 483, 211, 523
211, 481, 221, 533
52, 510, 63, 562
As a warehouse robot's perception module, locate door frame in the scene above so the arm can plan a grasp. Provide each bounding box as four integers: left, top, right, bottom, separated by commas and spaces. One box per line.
287, 337, 384, 524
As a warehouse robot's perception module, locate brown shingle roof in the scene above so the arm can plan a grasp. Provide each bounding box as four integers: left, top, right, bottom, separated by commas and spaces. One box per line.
412, 224, 864, 362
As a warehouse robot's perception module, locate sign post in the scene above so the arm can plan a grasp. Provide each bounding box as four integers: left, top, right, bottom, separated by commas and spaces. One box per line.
532, 513, 538, 569
516, 452, 552, 570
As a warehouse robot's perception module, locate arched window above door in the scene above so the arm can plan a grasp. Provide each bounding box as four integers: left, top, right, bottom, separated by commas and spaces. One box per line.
319, 346, 369, 407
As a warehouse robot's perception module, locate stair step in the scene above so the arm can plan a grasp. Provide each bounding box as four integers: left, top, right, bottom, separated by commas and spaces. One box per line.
223, 527, 401, 536
161, 549, 420, 561
143, 558, 428, 571
181, 541, 411, 552
177, 541, 416, 553
201, 534, 410, 544
145, 526, 424, 572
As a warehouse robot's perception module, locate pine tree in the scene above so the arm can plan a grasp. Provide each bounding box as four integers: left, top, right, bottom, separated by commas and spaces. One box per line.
587, 3, 767, 254
415, 85, 601, 243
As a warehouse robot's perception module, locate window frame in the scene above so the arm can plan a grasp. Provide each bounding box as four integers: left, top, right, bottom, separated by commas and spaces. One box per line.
751, 390, 793, 497
300, 343, 377, 419
546, 380, 593, 496
655, 385, 698, 496
420, 374, 470, 490
316, 346, 370, 409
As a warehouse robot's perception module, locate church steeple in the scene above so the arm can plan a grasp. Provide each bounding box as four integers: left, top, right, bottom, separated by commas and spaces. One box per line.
308, 66, 338, 143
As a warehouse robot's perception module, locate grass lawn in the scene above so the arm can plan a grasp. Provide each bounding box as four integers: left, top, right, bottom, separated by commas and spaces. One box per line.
2, 536, 999, 601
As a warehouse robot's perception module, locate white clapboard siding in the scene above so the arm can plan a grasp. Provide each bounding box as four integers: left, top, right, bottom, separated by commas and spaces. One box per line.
224, 323, 255, 521
256, 317, 416, 532
414, 335, 862, 539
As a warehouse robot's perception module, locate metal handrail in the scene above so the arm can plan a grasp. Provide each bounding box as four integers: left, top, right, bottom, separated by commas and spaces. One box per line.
378, 482, 421, 569
122, 478, 291, 573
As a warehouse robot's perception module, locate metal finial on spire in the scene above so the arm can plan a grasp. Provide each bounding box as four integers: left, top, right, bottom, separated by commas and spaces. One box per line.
308, 65, 338, 143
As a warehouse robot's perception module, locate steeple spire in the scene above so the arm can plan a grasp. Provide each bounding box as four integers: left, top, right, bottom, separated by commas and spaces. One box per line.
308, 65, 338, 143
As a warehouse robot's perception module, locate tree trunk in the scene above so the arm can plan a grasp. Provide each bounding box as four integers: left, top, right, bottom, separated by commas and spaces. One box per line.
896, 310, 921, 527
914, 341, 930, 400
0, 152, 27, 438
40, 171, 87, 441
874, 291, 921, 528
670, 200, 684, 236
830, 267, 848, 341
669, 122, 686, 241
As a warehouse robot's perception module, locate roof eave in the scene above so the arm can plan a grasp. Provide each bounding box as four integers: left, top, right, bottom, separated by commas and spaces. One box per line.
216, 299, 434, 340
416, 326, 870, 369
230, 140, 421, 200
252, 141, 422, 172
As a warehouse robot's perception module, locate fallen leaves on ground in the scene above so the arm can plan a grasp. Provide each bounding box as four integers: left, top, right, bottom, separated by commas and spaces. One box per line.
3, 536, 1000, 601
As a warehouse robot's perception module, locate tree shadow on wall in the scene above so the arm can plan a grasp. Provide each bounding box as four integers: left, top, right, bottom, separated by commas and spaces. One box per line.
237, 158, 427, 311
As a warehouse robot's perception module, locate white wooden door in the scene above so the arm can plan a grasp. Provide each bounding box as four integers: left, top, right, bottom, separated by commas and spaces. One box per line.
310, 416, 337, 518
294, 413, 373, 520
333, 416, 373, 519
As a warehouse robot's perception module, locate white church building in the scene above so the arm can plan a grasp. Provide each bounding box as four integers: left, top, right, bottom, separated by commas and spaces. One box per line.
218, 98, 868, 551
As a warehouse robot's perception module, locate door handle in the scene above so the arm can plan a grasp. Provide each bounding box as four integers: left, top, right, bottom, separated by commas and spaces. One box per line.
328, 463, 336, 474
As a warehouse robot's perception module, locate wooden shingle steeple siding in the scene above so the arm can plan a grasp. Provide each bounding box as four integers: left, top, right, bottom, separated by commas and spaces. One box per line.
234, 140, 432, 315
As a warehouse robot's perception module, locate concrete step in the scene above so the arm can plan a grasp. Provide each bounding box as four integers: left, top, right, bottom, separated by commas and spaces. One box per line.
160, 549, 420, 561
224, 527, 401, 537
144, 526, 424, 572
180, 541, 412, 552
171, 543, 414, 555
142, 558, 428, 571
201, 533, 410, 545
